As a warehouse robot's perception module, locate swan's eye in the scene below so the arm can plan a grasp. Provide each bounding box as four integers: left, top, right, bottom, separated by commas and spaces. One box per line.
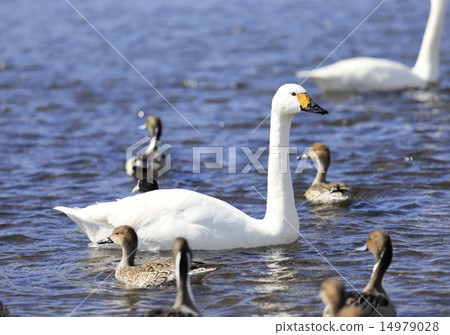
291, 92, 296, 96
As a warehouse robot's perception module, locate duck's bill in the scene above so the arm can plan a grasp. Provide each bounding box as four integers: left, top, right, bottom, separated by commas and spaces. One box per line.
97, 237, 113, 244
297, 93, 329, 115
138, 123, 147, 130
355, 244, 368, 251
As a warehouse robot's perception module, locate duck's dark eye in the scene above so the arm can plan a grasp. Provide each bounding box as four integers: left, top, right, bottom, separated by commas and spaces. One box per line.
291, 92, 296, 96
115, 232, 119, 235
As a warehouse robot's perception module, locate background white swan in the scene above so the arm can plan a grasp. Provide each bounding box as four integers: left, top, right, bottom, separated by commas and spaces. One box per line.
296, 0, 448, 92
54, 84, 328, 251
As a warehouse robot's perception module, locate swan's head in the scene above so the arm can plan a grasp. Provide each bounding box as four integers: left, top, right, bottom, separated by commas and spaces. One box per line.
272, 84, 328, 116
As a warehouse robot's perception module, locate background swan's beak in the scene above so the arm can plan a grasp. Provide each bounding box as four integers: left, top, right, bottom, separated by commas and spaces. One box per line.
97, 237, 113, 244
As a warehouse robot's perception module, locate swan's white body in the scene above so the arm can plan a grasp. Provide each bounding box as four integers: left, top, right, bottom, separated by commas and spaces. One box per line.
297, 0, 447, 92
55, 84, 327, 250
57, 189, 289, 250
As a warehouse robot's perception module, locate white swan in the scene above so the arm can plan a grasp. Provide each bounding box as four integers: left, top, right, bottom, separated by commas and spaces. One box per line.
54, 84, 328, 251
296, 0, 448, 92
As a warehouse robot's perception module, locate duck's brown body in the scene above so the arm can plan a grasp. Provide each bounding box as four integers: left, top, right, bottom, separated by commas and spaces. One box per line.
98, 225, 220, 288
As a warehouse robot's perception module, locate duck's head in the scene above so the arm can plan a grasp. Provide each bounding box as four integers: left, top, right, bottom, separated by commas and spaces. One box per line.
307, 142, 331, 172
97, 225, 138, 247
272, 84, 328, 116
139, 115, 162, 139
364, 229, 392, 263
172, 237, 192, 262
320, 278, 345, 309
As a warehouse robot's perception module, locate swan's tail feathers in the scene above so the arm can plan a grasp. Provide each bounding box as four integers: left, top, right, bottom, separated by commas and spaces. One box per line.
54, 206, 114, 244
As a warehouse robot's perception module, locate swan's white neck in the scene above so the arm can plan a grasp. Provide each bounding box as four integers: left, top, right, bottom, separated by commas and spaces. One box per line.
412, 0, 447, 82
263, 112, 299, 236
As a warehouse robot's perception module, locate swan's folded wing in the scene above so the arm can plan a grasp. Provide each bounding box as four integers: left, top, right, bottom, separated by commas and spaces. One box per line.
55, 188, 260, 250
298, 57, 424, 92
106, 189, 255, 249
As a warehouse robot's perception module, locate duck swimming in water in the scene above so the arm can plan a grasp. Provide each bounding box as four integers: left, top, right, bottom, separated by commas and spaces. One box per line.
125, 115, 166, 179
346, 230, 397, 317
321, 230, 397, 317
145, 238, 201, 317
97, 225, 220, 288
300, 142, 350, 205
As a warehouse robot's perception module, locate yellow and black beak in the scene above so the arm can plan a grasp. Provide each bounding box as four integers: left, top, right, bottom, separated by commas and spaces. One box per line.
296, 93, 328, 115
